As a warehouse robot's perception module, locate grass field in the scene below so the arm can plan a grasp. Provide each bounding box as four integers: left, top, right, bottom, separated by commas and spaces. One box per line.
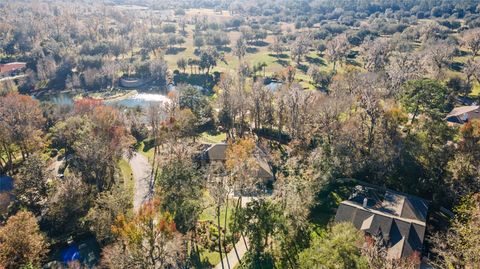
136, 141, 155, 161
199, 132, 227, 144
118, 159, 134, 196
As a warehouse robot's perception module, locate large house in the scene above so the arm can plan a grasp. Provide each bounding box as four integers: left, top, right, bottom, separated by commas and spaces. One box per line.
445, 105, 480, 125
201, 143, 274, 182
335, 185, 428, 260
0, 62, 27, 78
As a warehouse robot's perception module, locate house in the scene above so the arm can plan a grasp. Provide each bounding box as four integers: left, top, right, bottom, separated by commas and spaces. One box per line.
202, 143, 274, 182
445, 105, 480, 125
0, 62, 27, 78
335, 185, 428, 260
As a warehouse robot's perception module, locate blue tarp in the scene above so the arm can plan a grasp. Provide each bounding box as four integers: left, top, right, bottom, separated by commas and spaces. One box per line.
62, 245, 80, 264
0, 176, 13, 192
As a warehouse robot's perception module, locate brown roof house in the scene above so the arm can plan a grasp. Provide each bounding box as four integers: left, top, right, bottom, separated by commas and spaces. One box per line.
202, 143, 274, 183
445, 105, 480, 125
335, 185, 428, 260
0, 62, 26, 78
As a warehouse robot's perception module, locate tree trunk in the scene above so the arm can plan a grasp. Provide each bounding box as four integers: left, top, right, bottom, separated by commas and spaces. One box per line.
223, 196, 231, 269
217, 206, 225, 269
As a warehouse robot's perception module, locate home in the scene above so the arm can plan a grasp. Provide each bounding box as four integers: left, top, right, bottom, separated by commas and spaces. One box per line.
0, 62, 27, 78
445, 105, 480, 125
335, 185, 428, 260
201, 143, 274, 182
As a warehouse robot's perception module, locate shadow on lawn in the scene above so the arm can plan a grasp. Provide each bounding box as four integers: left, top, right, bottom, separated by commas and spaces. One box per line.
305, 55, 326, 66
248, 40, 269, 47
309, 180, 357, 227
269, 53, 289, 59
190, 248, 215, 269
275, 59, 290, 67
166, 47, 187, 55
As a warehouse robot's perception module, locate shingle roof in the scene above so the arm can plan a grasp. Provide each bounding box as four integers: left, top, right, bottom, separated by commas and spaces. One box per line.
205, 143, 228, 161
203, 143, 274, 180
0, 62, 26, 74
335, 186, 428, 259
446, 106, 480, 118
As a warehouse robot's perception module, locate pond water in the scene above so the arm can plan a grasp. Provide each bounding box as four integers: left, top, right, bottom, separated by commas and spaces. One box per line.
265, 82, 282, 91
106, 93, 170, 107
37, 91, 170, 109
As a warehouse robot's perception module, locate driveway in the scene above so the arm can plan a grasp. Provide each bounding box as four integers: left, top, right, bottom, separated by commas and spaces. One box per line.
128, 152, 152, 211
214, 238, 249, 269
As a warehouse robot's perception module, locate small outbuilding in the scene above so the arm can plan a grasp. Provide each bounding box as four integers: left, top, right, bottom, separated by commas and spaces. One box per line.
445, 105, 480, 125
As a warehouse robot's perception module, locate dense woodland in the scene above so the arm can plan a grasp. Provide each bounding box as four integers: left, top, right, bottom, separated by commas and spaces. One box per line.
1, 0, 480, 268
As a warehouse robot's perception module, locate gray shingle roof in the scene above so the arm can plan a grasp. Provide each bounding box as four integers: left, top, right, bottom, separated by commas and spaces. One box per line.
335, 186, 428, 259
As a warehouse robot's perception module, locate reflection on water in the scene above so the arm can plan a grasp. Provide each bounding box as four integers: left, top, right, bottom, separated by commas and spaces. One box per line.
38, 92, 169, 108
44, 93, 75, 106
107, 93, 170, 107
266, 82, 282, 91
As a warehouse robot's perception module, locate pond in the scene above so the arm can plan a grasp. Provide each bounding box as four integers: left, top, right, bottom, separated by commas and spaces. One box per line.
265, 82, 282, 91
37, 91, 170, 109
106, 93, 170, 107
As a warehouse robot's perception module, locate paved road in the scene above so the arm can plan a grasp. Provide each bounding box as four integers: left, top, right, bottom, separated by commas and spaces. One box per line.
214, 196, 254, 269
128, 152, 152, 211
214, 238, 249, 269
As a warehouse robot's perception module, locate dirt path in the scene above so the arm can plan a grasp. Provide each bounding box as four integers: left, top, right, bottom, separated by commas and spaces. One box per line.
128, 152, 153, 211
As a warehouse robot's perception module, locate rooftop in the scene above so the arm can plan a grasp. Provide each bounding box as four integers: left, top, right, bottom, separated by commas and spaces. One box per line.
335, 185, 428, 259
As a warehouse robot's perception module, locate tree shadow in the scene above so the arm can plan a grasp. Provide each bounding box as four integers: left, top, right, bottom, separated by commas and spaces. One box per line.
268, 53, 289, 59
173, 73, 218, 91
297, 63, 309, 73
166, 47, 187, 55
450, 61, 464, 72
216, 46, 232, 53
305, 56, 326, 66
309, 180, 357, 227
347, 50, 359, 58
249, 40, 269, 47
346, 59, 362, 67
189, 246, 214, 269
456, 49, 470, 57
246, 47, 258, 53
275, 59, 290, 67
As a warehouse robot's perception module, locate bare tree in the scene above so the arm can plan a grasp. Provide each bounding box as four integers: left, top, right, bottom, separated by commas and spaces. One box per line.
360, 37, 391, 72
290, 33, 312, 64
462, 29, 480, 59
325, 34, 350, 72
422, 40, 455, 79
386, 51, 423, 94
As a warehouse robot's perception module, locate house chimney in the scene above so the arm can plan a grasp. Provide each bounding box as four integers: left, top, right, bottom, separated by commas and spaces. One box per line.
363, 198, 368, 208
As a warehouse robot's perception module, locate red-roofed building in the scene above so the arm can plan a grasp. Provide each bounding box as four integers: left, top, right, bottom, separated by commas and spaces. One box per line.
0, 62, 27, 78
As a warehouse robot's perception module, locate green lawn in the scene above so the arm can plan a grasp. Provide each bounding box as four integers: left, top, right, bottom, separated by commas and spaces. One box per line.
471, 81, 480, 97
199, 132, 227, 144
118, 158, 134, 196
199, 248, 221, 268
199, 191, 236, 225
196, 191, 238, 268
137, 140, 155, 161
